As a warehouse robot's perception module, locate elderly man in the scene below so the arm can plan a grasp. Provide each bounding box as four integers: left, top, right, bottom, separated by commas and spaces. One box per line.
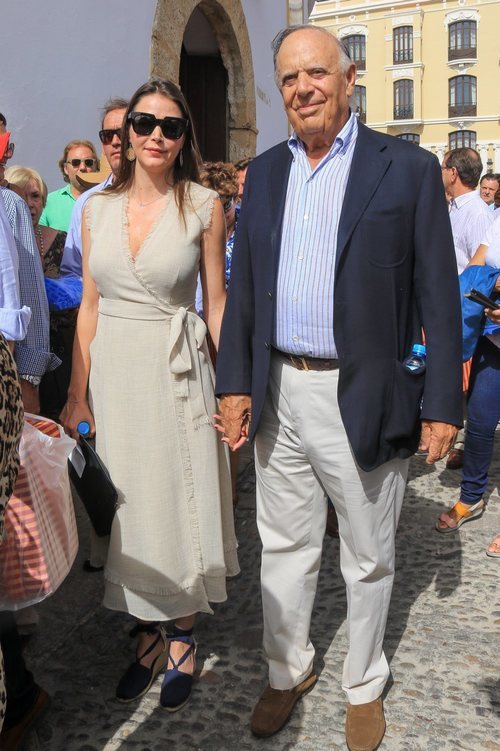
215, 25, 463, 751
60, 97, 128, 278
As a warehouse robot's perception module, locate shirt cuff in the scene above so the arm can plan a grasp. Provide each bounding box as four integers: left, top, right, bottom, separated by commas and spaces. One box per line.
0, 306, 32, 341
15, 345, 61, 377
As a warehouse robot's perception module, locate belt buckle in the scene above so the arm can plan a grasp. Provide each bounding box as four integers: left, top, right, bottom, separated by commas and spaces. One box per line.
300, 356, 310, 371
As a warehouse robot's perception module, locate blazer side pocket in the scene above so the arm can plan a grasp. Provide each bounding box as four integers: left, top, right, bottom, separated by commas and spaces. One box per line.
384, 360, 425, 442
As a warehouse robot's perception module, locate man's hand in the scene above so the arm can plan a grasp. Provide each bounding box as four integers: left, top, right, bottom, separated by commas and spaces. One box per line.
20, 380, 40, 414
419, 420, 458, 465
214, 394, 252, 451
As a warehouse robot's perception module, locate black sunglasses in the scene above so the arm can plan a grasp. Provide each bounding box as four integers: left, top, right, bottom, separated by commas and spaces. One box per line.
99, 128, 121, 145
67, 158, 96, 168
127, 111, 188, 140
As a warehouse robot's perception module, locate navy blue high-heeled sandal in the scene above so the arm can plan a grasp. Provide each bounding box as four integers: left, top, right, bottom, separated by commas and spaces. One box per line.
116, 621, 168, 702
160, 625, 197, 712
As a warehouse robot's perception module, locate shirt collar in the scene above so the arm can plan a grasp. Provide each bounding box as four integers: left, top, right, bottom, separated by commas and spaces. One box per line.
287, 111, 358, 161
61, 184, 75, 199
453, 191, 479, 209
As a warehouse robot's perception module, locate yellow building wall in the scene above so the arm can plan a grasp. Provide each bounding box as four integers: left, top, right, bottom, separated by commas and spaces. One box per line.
311, 0, 500, 169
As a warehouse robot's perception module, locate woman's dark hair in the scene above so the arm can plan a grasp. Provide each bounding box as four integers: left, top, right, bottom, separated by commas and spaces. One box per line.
106, 79, 202, 222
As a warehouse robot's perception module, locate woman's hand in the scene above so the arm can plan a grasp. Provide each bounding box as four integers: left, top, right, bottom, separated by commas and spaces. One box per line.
60, 399, 95, 440
485, 307, 500, 323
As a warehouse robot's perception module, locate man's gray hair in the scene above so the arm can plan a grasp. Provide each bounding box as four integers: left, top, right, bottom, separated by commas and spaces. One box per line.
100, 96, 129, 128
272, 25, 352, 86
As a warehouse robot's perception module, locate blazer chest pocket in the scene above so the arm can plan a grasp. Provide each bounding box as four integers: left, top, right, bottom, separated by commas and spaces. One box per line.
360, 213, 409, 268
384, 360, 425, 442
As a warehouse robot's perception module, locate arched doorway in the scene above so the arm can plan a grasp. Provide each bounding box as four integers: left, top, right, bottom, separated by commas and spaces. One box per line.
151, 0, 257, 162
180, 8, 228, 161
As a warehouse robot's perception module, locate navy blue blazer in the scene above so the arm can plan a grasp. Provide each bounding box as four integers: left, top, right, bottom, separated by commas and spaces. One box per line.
215, 122, 463, 471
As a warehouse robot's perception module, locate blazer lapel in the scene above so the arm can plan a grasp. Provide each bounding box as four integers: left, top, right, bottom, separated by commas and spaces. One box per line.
335, 123, 392, 271
268, 143, 293, 274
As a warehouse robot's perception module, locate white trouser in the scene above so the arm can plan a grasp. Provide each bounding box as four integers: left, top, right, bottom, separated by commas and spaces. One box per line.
255, 352, 408, 705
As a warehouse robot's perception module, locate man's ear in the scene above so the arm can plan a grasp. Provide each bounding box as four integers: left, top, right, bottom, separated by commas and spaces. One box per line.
346, 64, 357, 97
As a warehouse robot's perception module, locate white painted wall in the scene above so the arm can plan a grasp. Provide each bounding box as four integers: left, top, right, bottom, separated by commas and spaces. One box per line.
2, 0, 289, 191
3, 0, 156, 190
242, 0, 289, 153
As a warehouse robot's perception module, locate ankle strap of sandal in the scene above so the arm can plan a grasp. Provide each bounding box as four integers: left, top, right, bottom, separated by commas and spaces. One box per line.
129, 621, 161, 638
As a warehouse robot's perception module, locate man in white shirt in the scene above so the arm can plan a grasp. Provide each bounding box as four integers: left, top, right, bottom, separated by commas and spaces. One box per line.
60, 97, 128, 277
479, 173, 500, 212
441, 148, 493, 274
442, 148, 494, 469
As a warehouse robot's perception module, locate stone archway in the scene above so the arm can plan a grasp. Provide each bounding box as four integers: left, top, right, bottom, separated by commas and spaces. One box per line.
150, 0, 257, 161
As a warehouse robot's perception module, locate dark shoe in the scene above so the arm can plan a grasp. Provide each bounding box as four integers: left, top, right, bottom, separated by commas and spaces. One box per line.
160, 626, 197, 712
326, 504, 339, 539
250, 672, 318, 737
0, 687, 50, 751
116, 622, 168, 702
345, 697, 385, 751
446, 448, 464, 470
82, 559, 104, 573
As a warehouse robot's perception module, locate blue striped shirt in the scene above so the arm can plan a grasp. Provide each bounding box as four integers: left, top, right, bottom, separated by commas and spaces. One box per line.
1, 188, 60, 377
273, 113, 358, 358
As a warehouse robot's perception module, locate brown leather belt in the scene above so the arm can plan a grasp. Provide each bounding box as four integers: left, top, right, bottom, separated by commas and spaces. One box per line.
277, 350, 339, 371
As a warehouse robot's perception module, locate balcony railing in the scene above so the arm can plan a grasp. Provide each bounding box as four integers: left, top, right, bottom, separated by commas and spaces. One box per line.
393, 52, 413, 65
354, 58, 366, 71
393, 106, 414, 120
448, 103, 477, 118
448, 46, 476, 61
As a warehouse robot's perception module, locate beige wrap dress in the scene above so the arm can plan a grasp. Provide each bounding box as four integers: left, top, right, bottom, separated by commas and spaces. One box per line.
85, 184, 239, 622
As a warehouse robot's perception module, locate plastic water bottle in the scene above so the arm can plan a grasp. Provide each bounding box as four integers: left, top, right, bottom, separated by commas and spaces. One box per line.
402, 344, 426, 375
77, 421, 91, 437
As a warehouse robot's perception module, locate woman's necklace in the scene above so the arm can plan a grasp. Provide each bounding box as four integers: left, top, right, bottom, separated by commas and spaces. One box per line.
35, 227, 44, 257
132, 191, 168, 208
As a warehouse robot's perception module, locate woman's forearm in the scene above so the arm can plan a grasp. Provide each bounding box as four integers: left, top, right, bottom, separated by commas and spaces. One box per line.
67, 302, 98, 401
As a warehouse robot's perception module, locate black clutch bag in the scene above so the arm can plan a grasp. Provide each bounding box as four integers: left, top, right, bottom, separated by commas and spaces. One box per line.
68, 438, 117, 537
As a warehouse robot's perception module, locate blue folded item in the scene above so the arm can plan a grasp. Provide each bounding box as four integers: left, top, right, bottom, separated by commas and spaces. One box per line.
44, 276, 82, 311
459, 265, 500, 361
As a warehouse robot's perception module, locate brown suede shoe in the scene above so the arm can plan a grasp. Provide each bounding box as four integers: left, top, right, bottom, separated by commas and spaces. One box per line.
345, 697, 385, 751
250, 672, 318, 737
446, 448, 464, 470
0, 687, 50, 751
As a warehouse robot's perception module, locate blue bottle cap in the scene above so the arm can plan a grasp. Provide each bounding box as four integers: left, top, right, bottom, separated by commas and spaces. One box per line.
77, 421, 91, 437
412, 344, 426, 357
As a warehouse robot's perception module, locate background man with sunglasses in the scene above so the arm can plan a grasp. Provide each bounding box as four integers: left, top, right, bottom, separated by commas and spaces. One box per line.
60, 98, 128, 278
39, 139, 99, 233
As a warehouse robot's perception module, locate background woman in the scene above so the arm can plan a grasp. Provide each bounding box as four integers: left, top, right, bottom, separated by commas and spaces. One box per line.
5, 166, 74, 422
437, 214, 500, 558
61, 79, 238, 711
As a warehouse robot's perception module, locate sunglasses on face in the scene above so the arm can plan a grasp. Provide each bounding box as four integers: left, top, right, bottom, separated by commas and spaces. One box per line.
127, 111, 189, 140
99, 128, 121, 145
67, 158, 96, 168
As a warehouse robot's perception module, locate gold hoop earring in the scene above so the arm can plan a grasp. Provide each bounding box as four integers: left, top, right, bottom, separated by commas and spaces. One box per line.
126, 145, 136, 162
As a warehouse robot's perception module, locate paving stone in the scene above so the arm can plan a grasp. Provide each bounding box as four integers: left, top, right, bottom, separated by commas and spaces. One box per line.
20, 440, 499, 750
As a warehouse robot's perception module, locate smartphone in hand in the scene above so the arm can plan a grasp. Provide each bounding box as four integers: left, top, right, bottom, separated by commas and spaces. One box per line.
464, 288, 500, 310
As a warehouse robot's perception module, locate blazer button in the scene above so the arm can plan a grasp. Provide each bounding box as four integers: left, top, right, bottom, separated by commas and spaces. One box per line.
268, 291, 273, 299
264, 341, 270, 350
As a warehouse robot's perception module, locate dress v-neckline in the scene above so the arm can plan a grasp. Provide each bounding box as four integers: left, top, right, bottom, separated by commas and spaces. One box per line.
123, 191, 170, 263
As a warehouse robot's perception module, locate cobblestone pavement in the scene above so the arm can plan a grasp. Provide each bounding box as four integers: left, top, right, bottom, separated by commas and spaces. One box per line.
23, 443, 499, 751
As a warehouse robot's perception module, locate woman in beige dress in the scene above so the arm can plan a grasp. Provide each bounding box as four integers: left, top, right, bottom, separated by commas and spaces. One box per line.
61, 79, 238, 711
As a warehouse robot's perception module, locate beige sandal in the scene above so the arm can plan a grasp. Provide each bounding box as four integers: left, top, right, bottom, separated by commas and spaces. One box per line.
436, 499, 485, 533
486, 534, 500, 558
